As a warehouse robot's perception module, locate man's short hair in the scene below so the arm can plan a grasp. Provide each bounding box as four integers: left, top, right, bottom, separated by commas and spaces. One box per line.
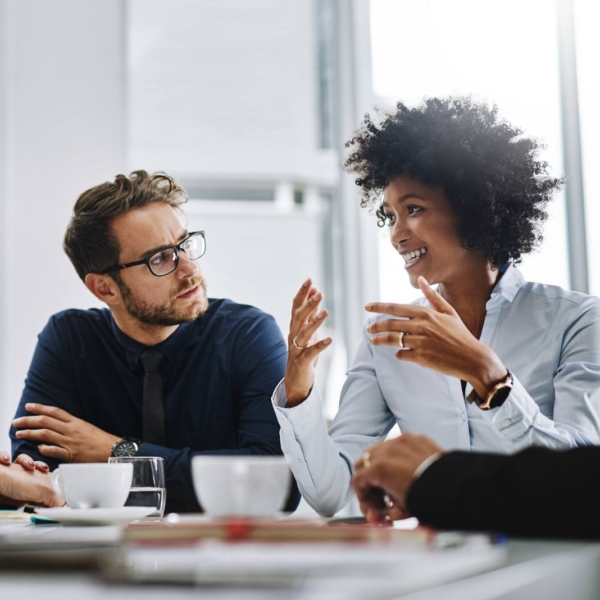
64, 170, 188, 281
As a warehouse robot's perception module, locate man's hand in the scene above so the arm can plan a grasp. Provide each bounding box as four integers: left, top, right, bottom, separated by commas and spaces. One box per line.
352, 434, 444, 524
365, 276, 507, 399
0, 462, 64, 507
12, 403, 120, 463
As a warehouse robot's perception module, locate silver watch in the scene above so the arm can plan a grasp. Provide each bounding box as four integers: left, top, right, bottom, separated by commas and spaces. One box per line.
110, 438, 141, 457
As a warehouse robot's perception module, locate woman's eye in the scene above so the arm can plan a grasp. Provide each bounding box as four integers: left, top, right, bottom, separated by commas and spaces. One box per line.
407, 205, 423, 215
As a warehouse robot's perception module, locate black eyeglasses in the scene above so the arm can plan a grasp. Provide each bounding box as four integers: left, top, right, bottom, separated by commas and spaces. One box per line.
101, 231, 207, 278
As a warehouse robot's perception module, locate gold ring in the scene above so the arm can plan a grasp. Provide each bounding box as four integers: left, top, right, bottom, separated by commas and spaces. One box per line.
292, 336, 308, 350
362, 451, 371, 468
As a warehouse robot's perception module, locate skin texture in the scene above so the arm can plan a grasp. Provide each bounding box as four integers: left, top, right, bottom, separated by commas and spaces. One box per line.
284, 175, 508, 406
0, 451, 63, 507
13, 202, 209, 463
351, 434, 444, 524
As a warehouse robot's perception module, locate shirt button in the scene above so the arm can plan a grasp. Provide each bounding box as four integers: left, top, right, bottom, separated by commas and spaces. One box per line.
461, 413, 467, 422
502, 418, 511, 428
302, 415, 310, 423
297, 459, 304, 466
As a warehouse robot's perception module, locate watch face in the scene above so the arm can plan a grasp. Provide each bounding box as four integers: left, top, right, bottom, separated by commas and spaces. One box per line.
489, 385, 512, 409
114, 441, 137, 457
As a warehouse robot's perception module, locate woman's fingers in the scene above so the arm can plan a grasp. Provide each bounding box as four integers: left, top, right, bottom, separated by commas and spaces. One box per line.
291, 278, 312, 313
292, 310, 328, 348
14, 453, 36, 471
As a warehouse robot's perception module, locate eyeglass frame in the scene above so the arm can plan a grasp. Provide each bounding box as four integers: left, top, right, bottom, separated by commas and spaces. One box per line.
100, 230, 206, 278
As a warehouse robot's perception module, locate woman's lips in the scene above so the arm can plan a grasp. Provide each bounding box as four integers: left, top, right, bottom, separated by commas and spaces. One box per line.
404, 254, 426, 270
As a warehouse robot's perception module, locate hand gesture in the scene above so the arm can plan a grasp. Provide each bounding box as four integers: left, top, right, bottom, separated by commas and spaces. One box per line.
284, 279, 332, 406
366, 276, 506, 397
0, 461, 64, 507
13, 403, 120, 463
352, 434, 443, 524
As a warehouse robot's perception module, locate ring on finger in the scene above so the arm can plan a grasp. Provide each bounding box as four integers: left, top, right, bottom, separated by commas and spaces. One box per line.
398, 332, 410, 350
398, 332, 405, 349
292, 336, 309, 350
362, 450, 371, 468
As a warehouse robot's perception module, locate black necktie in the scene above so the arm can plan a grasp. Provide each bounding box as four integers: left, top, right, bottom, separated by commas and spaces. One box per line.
140, 348, 166, 445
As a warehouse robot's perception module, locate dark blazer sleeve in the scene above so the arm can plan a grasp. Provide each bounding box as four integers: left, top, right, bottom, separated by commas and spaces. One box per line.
406, 447, 600, 538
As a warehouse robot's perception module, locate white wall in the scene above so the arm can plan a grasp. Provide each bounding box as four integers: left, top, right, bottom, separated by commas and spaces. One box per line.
0, 0, 126, 448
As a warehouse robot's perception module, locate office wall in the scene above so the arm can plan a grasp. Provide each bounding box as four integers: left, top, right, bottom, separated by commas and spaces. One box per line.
0, 0, 126, 447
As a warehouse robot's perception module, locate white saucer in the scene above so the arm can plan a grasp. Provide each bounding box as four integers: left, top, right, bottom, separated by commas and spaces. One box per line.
36, 506, 155, 526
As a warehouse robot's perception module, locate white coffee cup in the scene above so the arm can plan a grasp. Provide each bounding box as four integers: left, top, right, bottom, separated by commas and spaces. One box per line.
51, 463, 133, 509
191, 456, 291, 517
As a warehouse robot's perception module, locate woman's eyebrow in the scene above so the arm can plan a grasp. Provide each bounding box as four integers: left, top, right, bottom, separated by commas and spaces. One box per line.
397, 193, 427, 203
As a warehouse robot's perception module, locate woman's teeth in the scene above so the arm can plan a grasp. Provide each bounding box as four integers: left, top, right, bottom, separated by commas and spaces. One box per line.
402, 247, 427, 265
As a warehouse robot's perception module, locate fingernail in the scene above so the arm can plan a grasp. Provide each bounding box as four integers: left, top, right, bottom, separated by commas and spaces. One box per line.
324, 338, 332, 345
28, 459, 34, 467
302, 279, 310, 288
15, 431, 23, 437
365, 304, 373, 310
25, 403, 36, 409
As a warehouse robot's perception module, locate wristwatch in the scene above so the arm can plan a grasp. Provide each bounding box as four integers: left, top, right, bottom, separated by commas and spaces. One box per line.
111, 438, 142, 458
467, 371, 513, 410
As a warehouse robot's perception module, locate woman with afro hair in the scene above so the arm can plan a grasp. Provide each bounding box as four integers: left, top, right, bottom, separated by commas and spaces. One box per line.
272, 97, 600, 517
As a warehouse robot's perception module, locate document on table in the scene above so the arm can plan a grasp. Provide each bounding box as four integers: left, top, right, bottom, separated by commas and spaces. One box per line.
103, 537, 506, 598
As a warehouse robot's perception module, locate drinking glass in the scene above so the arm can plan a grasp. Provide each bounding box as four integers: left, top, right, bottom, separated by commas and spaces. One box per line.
107, 456, 166, 518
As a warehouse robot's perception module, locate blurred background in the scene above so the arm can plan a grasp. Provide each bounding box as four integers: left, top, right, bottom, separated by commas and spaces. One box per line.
0, 0, 598, 493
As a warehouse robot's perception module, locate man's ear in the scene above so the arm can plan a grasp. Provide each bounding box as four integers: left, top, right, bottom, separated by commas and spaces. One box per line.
85, 273, 121, 306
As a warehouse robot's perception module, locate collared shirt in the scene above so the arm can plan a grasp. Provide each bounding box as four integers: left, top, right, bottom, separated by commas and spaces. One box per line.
11, 299, 298, 513
273, 265, 600, 516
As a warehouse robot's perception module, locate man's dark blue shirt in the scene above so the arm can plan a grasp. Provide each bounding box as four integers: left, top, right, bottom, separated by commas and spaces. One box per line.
10, 298, 299, 512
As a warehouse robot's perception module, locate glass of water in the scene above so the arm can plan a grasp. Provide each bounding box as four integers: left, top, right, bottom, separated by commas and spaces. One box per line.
107, 456, 166, 518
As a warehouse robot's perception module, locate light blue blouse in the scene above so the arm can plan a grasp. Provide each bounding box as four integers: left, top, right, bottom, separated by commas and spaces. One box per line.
273, 264, 600, 515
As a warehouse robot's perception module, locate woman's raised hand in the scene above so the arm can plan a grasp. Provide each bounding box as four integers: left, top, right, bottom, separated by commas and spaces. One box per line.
365, 276, 506, 398
285, 279, 332, 406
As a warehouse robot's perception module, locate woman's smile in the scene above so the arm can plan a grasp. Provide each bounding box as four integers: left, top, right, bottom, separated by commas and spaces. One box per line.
401, 246, 428, 269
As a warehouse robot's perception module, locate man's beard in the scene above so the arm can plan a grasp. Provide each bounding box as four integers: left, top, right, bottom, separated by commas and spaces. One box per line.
118, 276, 208, 327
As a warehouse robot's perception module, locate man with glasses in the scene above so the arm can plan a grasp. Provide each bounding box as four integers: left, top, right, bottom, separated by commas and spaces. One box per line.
10, 171, 298, 513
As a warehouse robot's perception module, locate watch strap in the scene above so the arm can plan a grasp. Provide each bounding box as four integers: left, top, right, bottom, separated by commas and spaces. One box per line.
467, 370, 513, 410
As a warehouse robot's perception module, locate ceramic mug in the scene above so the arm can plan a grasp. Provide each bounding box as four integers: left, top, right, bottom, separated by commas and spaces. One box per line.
51, 463, 133, 509
192, 456, 291, 517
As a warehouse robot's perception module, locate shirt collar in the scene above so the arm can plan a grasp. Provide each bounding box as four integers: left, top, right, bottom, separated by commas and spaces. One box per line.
110, 316, 195, 370
490, 263, 524, 303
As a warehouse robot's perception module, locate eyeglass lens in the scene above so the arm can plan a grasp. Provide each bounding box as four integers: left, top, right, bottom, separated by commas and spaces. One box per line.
148, 233, 205, 276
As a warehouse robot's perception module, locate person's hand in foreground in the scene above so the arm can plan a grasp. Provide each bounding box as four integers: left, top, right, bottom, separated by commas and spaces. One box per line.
284, 278, 332, 406
0, 451, 64, 507
352, 434, 444, 524
12, 403, 120, 463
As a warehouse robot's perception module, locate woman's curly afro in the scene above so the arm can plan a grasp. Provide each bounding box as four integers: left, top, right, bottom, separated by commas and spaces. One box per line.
344, 97, 563, 268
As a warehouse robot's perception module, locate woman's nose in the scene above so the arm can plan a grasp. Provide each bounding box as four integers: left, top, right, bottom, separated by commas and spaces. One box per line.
390, 220, 410, 248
